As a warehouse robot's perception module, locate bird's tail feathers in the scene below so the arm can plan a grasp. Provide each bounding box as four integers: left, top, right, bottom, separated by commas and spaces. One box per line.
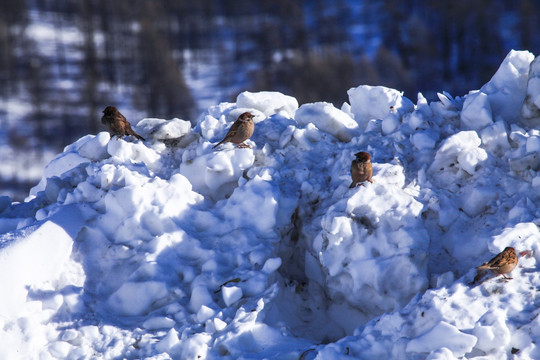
213, 140, 224, 149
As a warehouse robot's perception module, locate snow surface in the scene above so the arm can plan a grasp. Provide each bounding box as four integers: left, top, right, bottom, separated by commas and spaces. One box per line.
1, 50, 540, 359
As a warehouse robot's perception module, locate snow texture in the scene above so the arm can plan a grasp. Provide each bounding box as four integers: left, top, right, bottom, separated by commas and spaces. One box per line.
1, 50, 540, 359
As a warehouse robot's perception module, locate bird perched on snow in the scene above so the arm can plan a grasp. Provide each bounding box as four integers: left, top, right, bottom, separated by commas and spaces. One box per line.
476, 246, 518, 280
101, 106, 145, 141
349, 151, 373, 188
213, 112, 255, 149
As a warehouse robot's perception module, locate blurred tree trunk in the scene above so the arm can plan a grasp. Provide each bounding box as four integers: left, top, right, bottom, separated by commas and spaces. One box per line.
80, 0, 100, 135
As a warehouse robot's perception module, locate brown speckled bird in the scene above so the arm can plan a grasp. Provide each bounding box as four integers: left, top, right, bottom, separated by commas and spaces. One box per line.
213, 112, 255, 149
476, 246, 518, 279
101, 106, 145, 141
349, 151, 373, 188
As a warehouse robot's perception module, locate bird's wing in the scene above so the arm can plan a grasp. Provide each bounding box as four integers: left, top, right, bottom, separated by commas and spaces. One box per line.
224, 120, 242, 138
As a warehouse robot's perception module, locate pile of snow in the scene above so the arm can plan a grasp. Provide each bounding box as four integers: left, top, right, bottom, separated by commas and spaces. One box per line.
1, 50, 540, 359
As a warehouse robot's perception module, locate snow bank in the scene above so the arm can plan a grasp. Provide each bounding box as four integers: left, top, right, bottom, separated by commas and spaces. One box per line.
1, 50, 540, 359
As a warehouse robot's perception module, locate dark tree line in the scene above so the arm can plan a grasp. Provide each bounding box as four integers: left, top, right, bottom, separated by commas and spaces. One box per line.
1, 0, 540, 151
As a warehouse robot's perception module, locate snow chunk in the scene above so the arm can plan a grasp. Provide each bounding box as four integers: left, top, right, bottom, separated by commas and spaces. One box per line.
221, 175, 278, 234
155, 329, 180, 354
77, 132, 110, 160
137, 117, 192, 140
222, 286, 243, 306
107, 138, 161, 168
521, 55, 540, 127
480, 120, 510, 156
426, 348, 459, 360
142, 317, 176, 330
262, 257, 282, 274
481, 50, 534, 123
412, 131, 438, 150
527, 136, 540, 153
295, 102, 359, 142
106, 281, 169, 316
406, 321, 477, 357
189, 285, 213, 313
196, 305, 216, 323
473, 309, 510, 353
460, 91, 493, 131
348, 85, 414, 129
30, 152, 90, 196
180, 147, 255, 199
429, 131, 487, 180
459, 187, 497, 217
236, 91, 298, 118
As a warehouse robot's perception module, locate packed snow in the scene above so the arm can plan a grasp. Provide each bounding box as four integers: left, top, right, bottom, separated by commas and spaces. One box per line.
1, 50, 540, 359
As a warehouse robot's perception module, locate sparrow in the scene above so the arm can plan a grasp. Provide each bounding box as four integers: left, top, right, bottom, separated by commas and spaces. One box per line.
349, 151, 373, 188
213, 112, 255, 149
101, 106, 145, 141
476, 246, 518, 279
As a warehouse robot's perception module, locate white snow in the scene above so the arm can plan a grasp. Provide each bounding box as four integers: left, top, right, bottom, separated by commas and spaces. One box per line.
1, 49, 540, 359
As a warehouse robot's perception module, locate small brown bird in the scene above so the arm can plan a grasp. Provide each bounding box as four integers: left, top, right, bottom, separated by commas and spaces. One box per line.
476, 246, 518, 279
101, 106, 145, 141
349, 151, 373, 188
213, 112, 255, 149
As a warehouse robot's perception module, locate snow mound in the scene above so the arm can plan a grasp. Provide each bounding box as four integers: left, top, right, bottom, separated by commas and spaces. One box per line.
1, 51, 540, 359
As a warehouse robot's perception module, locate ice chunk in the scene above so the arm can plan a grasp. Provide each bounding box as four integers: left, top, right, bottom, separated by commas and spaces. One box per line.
429, 131, 487, 180
460, 91, 493, 131
406, 321, 477, 357
236, 91, 298, 118
262, 257, 282, 274
348, 85, 414, 129
155, 329, 180, 353
222, 286, 243, 306
295, 102, 359, 142
189, 285, 213, 313
456, 147, 488, 174
481, 50, 534, 123
521, 55, 540, 127
480, 120, 510, 156
197, 305, 216, 323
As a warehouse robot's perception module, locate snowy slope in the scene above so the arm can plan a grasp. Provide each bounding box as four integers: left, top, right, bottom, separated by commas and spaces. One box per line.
1, 50, 540, 359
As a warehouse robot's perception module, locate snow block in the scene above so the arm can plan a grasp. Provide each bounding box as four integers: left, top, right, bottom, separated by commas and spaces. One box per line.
521, 55, 540, 127
236, 91, 298, 118
295, 102, 359, 142
348, 85, 414, 129
460, 91, 493, 131
481, 50, 534, 124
